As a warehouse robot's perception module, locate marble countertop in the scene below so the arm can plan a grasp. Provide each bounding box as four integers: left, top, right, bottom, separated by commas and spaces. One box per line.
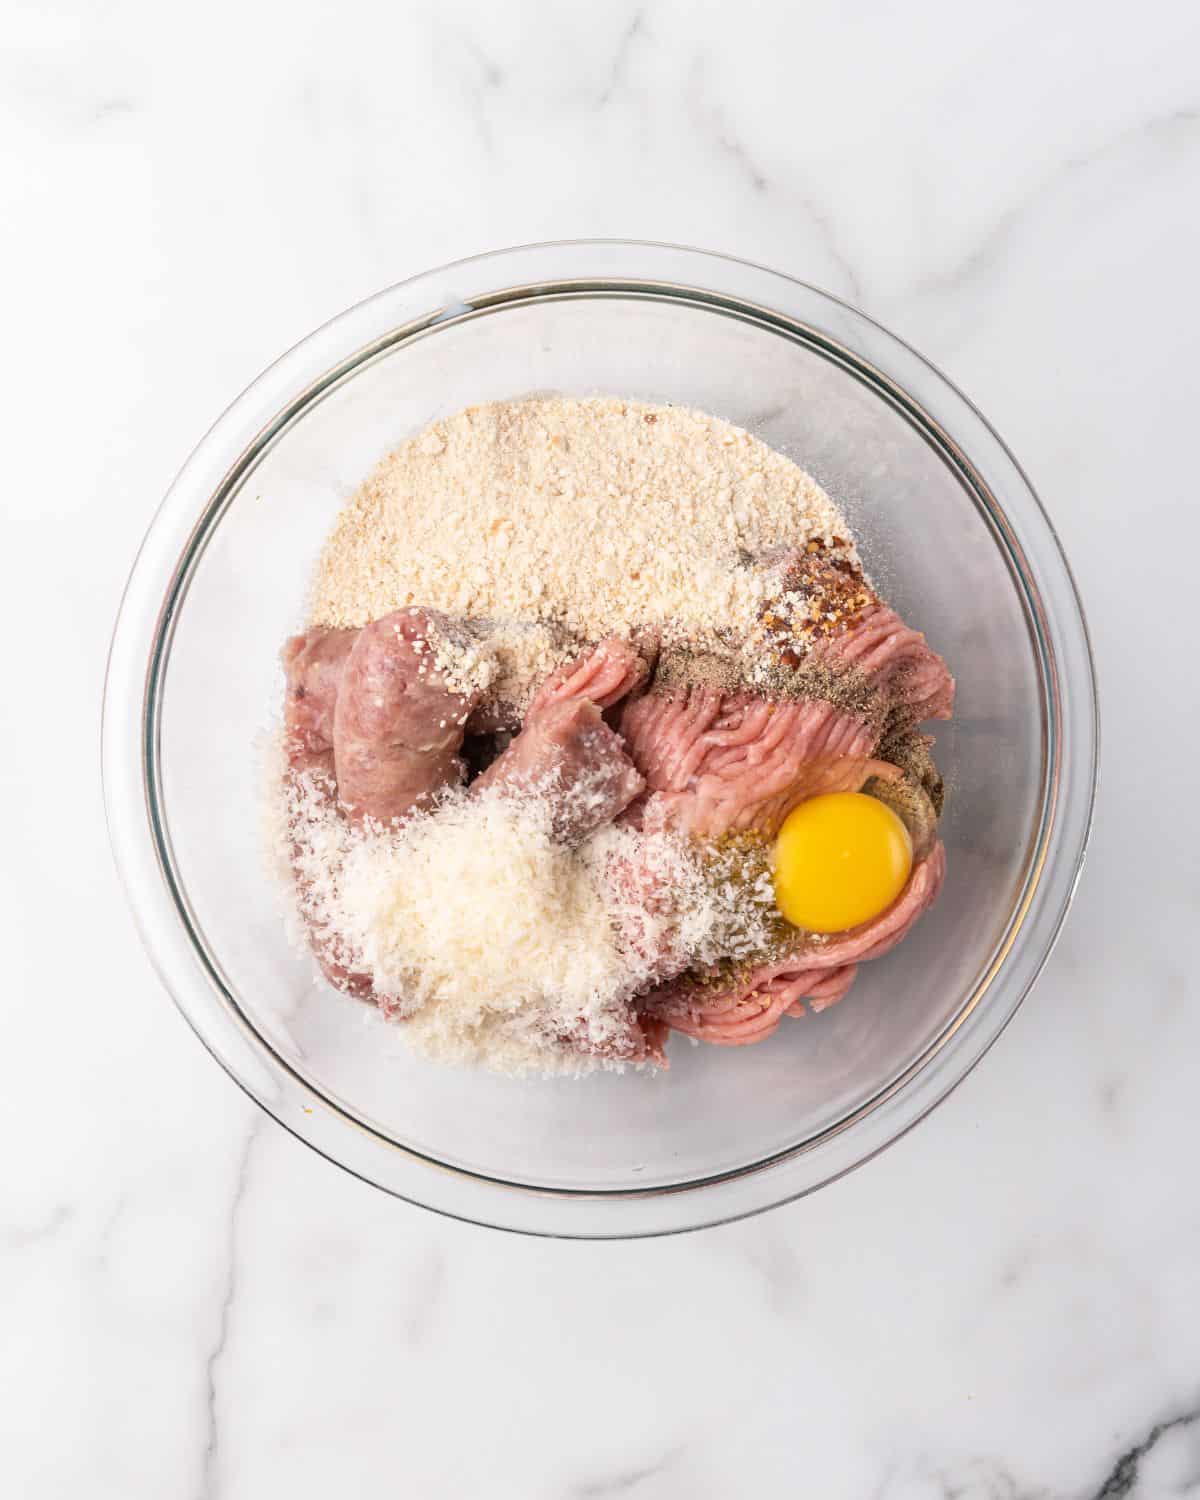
4, 0, 1199, 1494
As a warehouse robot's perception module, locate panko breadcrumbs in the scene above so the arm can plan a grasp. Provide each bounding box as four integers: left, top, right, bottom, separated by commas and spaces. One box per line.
309, 396, 857, 704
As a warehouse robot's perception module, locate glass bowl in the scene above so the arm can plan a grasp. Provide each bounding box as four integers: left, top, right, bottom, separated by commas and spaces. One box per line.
103, 242, 1097, 1237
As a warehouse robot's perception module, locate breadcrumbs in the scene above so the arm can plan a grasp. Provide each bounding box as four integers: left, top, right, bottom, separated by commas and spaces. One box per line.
309, 397, 855, 695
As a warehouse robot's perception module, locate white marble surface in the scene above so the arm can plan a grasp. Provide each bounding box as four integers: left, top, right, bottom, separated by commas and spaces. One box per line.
3, 0, 1199, 1493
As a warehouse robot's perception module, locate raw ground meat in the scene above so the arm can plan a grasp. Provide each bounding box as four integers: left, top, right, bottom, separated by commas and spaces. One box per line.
622, 567, 955, 1046
620, 689, 895, 838
476, 696, 645, 845
280, 627, 373, 1000
278, 550, 954, 1064
477, 636, 649, 843
640, 842, 946, 1045
806, 599, 955, 728
333, 608, 482, 826
527, 635, 653, 716
280, 627, 356, 781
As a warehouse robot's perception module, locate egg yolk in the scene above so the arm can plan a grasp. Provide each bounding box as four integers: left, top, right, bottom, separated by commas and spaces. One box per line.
773, 792, 913, 934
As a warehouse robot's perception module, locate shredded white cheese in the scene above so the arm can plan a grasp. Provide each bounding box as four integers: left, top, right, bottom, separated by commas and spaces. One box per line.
273, 748, 781, 1076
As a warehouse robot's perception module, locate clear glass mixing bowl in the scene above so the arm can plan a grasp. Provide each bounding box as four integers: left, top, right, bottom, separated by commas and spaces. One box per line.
103, 242, 1097, 1237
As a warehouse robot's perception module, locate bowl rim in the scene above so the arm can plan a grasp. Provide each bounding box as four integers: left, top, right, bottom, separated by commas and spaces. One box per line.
102, 239, 1099, 1237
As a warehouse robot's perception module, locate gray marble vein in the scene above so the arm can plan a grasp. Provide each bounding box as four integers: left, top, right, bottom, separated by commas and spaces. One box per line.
685, 54, 770, 193
682, 53, 863, 299
197, 1119, 263, 1500
437, 22, 507, 156
1088, 1404, 1200, 1500
911, 107, 1200, 301
595, 9, 648, 109
568, 1444, 685, 1498
0, 1203, 73, 1251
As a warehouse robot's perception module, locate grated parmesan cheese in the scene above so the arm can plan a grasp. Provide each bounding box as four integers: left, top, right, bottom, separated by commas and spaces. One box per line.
273, 746, 781, 1076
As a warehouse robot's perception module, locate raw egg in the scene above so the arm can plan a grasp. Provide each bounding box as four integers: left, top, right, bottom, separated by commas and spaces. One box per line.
773, 792, 912, 934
